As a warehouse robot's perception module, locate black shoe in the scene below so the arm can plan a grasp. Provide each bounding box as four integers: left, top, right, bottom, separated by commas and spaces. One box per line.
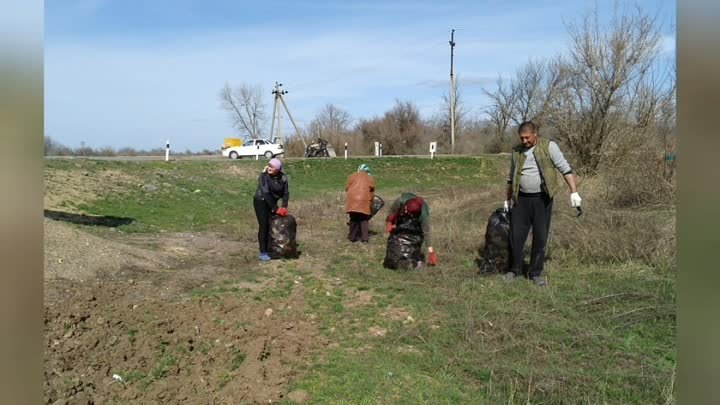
502, 272, 517, 282
532, 276, 547, 287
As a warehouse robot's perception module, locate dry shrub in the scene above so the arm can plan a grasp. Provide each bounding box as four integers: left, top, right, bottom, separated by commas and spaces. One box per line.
552, 133, 676, 271
283, 138, 307, 157
551, 200, 676, 271
587, 128, 676, 208
481, 135, 515, 154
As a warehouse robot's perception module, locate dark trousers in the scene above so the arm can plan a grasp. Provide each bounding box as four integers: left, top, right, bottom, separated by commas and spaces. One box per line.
348, 212, 370, 242
510, 192, 553, 278
253, 198, 272, 253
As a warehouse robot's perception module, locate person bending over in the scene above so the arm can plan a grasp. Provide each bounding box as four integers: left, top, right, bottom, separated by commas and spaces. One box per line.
253, 158, 289, 261
345, 163, 376, 243
384, 193, 438, 269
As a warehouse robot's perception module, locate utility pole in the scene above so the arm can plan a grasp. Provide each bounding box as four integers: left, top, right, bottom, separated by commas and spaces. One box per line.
449, 29, 456, 154
270, 87, 279, 143
278, 108, 283, 146
270, 82, 307, 150
252, 111, 257, 139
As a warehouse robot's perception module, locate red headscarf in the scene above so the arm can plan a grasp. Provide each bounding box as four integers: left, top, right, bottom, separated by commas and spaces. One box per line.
404, 197, 424, 217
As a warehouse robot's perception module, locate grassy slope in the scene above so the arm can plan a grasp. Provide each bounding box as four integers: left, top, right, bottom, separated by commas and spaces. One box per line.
45, 157, 676, 404
48, 157, 500, 233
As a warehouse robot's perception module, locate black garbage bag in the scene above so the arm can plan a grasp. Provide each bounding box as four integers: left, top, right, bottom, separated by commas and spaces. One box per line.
370, 196, 385, 219
269, 214, 300, 259
476, 208, 511, 274
383, 232, 425, 270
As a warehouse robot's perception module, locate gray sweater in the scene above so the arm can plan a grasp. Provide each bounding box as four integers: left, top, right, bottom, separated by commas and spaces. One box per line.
508, 141, 572, 193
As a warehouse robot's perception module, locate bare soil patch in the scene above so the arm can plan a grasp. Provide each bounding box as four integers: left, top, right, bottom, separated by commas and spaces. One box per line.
344, 290, 375, 309
44, 220, 327, 405
44, 280, 324, 405
382, 306, 412, 322
44, 219, 174, 284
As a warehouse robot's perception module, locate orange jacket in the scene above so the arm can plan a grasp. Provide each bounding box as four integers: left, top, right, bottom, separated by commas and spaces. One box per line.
345, 172, 376, 215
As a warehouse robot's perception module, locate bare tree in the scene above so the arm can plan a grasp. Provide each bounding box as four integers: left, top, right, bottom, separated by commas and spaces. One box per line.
219, 82, 267, 139
627, 56, 676, 130
44, 136, 72, 156
360, 100, 424, 155
483, 76, 517, 140
548, 5, 663, 173
511, 57, 567, 127
309, 103, 352, 138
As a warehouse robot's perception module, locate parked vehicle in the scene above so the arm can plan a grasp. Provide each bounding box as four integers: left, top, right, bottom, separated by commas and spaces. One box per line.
304, 138, 336, 158
223, 137, 243, 148
222, 138, 284, 159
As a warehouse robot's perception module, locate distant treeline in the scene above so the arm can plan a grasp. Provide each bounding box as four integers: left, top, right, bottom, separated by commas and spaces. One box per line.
44, 137, 218, 157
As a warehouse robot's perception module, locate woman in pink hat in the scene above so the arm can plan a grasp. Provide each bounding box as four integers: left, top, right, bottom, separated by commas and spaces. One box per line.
253, 158, 289, 261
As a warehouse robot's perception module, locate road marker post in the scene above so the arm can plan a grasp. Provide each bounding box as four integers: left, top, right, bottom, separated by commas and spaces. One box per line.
255, 144, 260, 160
165, 140, 170, 162
429, 141, 437, 159
374, 142, 380, 157
344, 142, 348, 160
379, 143, 383, 157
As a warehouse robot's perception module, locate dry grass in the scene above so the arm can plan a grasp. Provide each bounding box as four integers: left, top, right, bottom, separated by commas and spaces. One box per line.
45, 157, 675, 404
551, 199, 676, 271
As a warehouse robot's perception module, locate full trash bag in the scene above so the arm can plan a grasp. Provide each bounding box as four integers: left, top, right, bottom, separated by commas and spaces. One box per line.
383, 232, 425, 270
370, 196, 385, 219
476, 208, 511, 274
269, 214, 300, 259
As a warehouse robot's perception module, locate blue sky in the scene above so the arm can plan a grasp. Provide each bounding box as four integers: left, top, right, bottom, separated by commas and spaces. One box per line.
45, 0, 676, 151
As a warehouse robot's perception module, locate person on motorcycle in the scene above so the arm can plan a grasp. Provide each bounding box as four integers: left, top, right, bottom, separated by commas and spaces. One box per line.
345, 164, 376, 243
383, 192, 438, 269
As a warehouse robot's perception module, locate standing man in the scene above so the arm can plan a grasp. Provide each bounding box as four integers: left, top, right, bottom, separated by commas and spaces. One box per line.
345, 163, 376, 243
504, 121, 581, 286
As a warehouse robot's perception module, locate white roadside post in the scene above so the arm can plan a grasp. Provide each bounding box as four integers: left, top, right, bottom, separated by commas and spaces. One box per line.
374, 141, 380, 157
379, 143, 383, 157
255, 143, 260, 160
165, 139, 170, 162
429, 141, 437, 159
344, 142, 348, 160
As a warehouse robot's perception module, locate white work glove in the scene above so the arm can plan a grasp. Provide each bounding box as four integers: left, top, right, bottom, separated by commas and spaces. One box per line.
570, 192, 582, 208
503, 200, 511, 212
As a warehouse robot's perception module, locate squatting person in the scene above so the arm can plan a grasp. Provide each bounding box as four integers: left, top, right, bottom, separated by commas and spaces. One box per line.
253, 158, 289, 261
383, 193, 438, 269
504, 121, 581, 286
345, 163, 376, 243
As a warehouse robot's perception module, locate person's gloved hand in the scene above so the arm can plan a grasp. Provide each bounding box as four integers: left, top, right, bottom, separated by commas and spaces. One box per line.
428, 251, 438, 266
276, 207, 288, 217
386, 222, 396, 234
503, 200, 511, 212
570, 192, 582, 208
